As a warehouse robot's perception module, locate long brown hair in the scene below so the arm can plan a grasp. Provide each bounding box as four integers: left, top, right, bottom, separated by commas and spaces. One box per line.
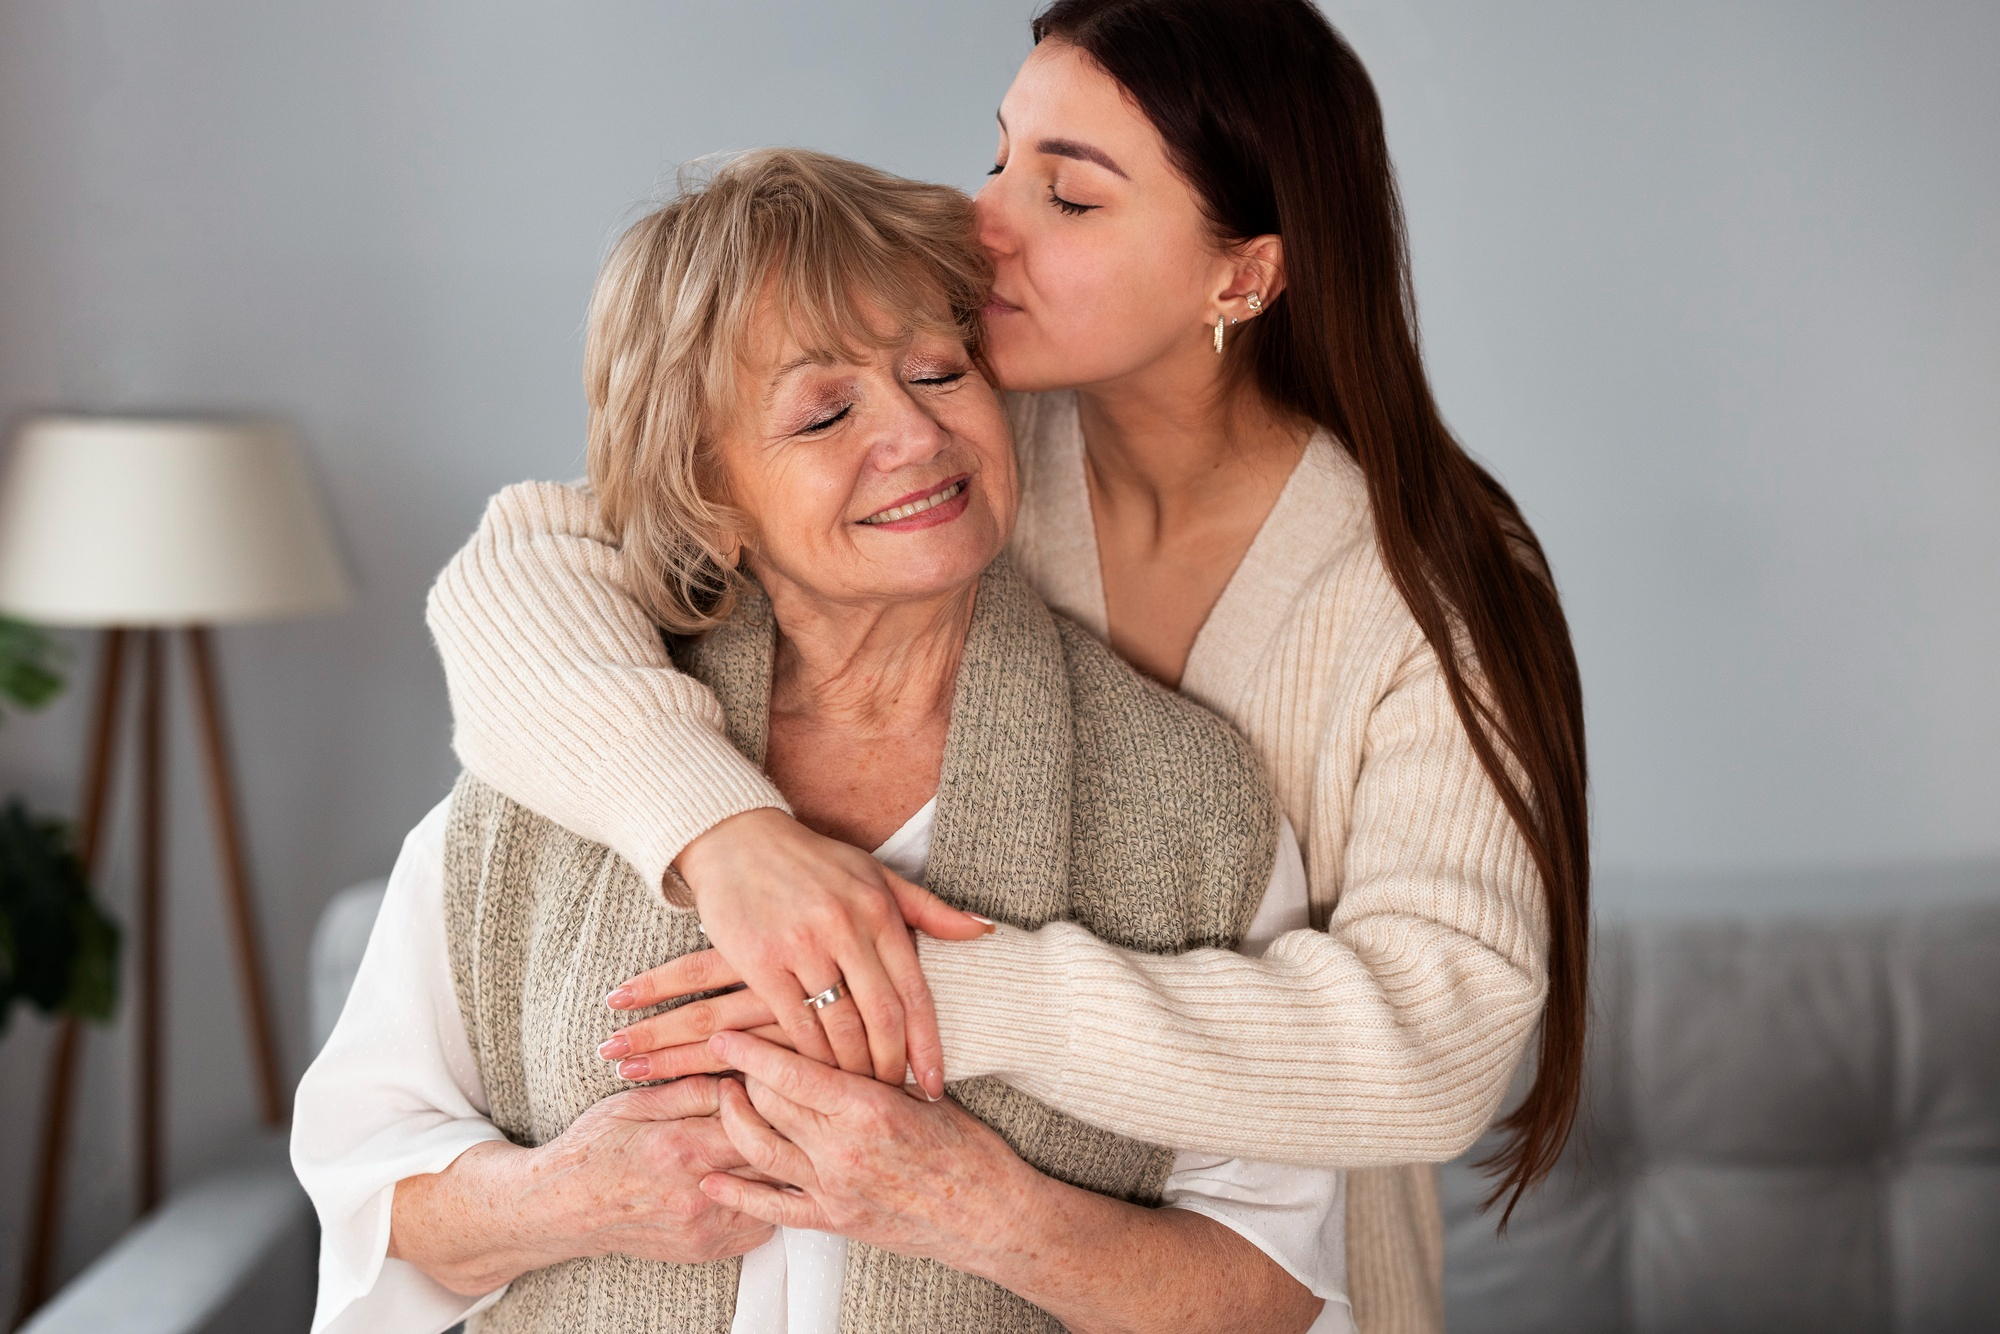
1034, 0, 1589, 1221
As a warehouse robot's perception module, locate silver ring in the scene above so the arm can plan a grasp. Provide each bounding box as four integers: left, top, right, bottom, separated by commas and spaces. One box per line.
803, 982, 849, 1012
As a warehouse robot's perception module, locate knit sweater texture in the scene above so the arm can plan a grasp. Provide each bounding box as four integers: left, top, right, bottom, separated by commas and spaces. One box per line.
425, 389, 1552, 1334
443, 559, 1277, 1333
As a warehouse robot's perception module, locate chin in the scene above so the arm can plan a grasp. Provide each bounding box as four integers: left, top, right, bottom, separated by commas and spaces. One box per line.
877, 527, 1006, 602
982, 330, 1120, 396
980, 321, 1046, 393
983, 345, 1068, 395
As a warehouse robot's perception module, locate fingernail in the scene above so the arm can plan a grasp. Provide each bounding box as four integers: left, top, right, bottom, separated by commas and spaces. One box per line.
605, 988, 635, 1009
597, 1034, 631, 1060
968, 914, 998, 933
617, 1057, 651, 1080
922, 1068, 944, 1101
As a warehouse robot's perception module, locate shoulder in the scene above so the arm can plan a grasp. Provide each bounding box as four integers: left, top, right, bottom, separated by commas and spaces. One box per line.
475, 478, 615, 543
1053, 614, 1279, 939
1273, 437, 1436, 683
1002, 389, 1067, 446
447, 770, 528, 841
1003, 390, 1083, 493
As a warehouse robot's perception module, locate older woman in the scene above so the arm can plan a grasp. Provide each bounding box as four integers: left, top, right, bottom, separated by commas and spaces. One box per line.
293, 149, 1346, 1334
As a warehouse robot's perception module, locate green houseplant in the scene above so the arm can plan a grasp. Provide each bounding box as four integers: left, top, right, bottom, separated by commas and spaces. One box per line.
0, 619, 120, 1032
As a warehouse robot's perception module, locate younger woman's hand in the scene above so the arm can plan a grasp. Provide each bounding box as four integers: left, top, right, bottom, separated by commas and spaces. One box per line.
632, 808, 994, 1097
599, 947, 791, 1082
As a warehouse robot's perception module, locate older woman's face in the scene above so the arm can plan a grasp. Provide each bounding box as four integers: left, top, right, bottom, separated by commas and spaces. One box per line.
717, 299, 1016, 610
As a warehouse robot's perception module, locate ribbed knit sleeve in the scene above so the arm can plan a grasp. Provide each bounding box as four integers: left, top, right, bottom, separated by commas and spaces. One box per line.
921, 631, 1547, 1167
427, 478, 1547, 1164
425, 481, 787, 899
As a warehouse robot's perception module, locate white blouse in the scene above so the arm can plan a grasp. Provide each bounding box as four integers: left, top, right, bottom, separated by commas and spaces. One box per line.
293, 798, 1354, 1334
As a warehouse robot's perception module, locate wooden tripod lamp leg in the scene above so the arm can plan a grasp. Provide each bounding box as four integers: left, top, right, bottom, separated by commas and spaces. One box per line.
14, 628, 128, 1330
136, 629, 166, 1213
182, 627, 286, 1126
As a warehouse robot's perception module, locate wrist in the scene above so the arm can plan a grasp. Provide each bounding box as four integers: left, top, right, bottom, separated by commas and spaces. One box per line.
512, 1134, 610, 1266
948, 1148, 1072, 1281
672, 807, 789, 905
391, 1141, 567, 1296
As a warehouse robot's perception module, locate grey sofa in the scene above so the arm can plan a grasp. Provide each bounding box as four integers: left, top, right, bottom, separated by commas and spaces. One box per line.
299, 880, 2000, 1334
1441, 901, 2000, 1334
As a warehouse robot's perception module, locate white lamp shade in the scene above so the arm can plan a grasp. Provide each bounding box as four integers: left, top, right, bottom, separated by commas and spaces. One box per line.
0, 416, 356, 627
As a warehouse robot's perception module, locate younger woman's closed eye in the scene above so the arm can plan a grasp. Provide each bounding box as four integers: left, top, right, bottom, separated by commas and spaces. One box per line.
1047, 185, 1098, 217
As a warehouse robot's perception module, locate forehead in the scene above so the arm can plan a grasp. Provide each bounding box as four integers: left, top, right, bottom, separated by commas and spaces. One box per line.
1001, 42, 1167, 175
728, 281, 966, 420
738, 283, 927, 378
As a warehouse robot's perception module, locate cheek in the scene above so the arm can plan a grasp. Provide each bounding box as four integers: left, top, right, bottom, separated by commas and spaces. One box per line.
998, 217, 1208, 386
937, 390, 1019, 526
730, 450, 855, 569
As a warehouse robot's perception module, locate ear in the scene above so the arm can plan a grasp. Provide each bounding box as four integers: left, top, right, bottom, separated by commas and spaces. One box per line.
1210, 234, 1285, 326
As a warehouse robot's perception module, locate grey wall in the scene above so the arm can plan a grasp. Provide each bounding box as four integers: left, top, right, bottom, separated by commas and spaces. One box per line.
0, 0, 1993, 1314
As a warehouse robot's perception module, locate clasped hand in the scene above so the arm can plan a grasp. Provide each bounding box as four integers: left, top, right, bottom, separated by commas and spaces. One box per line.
696, 1031, 1028, 1271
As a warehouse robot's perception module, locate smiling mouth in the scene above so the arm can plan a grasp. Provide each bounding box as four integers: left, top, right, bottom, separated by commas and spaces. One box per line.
859, 479, 967, 525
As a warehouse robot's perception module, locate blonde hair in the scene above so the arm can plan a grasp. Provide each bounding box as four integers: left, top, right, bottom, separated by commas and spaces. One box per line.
584, 148, 991, 633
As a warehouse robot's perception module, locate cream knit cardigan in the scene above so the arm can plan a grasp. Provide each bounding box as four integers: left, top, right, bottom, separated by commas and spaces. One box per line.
425, 391, 1549, 1334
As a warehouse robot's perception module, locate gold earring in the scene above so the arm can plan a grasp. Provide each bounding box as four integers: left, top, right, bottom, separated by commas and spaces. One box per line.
1214, 314, 1226, 354
1247, 292, 1263, 313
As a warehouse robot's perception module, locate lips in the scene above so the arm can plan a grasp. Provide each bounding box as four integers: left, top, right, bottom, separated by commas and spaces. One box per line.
859, 478, 967, 525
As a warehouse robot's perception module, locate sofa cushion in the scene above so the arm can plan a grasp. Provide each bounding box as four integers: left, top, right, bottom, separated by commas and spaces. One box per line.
1444, 900, 2000, 1334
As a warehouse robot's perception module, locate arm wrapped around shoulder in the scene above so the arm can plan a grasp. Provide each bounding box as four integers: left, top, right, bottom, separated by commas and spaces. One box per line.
923, 629, 1547, 1168
425, 480, 788, 896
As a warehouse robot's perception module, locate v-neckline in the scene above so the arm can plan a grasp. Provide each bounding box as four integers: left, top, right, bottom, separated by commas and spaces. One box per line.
1039, 392, 1358, 714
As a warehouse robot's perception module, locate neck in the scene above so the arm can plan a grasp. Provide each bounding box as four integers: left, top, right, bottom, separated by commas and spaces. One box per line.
1074, 350, 1306, 532
758, 574, 975, 734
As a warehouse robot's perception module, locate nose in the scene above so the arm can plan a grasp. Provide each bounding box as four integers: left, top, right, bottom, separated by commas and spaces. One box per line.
871, 384, 953, 474
973, 179, 1014, 261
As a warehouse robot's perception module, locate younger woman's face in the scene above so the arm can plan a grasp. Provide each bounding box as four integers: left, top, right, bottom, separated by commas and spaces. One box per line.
975, 40, 1236, 393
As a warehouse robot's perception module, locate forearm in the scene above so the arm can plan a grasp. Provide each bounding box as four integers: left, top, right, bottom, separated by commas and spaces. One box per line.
965, 1166, 1320, 1334
388, 1141, 575, 1296
427, 480, 786, 892
924, 917, 1543, 1166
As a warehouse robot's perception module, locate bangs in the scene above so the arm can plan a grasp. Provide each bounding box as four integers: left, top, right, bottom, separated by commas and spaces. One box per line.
771, 253, 972, 369
692, 154, 991, 421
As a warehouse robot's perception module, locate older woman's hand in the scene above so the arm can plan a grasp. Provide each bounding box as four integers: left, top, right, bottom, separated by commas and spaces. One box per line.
694, 1032, 1034, 1268
389, 1076, 775, 1296
695, 1034, 1326, 1334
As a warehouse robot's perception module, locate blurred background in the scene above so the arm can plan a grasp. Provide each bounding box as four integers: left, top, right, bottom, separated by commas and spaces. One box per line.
0, 1, 1994, 1329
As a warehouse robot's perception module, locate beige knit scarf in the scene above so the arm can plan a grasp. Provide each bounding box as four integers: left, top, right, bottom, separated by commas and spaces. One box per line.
444, 557, 1279, 1333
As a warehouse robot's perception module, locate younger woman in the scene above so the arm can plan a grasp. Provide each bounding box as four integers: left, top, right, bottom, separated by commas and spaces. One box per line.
428, 4, 1589, 1329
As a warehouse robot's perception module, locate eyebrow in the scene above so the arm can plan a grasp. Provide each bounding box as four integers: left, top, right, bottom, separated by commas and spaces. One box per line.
760, 355, 823, 408
758, 332, 916, 409
998, 113, 1129, 180
1036, 136, 1128, 179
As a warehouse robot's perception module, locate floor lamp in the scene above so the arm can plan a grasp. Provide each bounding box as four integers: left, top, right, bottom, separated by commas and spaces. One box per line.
0, 417, 353, 1325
